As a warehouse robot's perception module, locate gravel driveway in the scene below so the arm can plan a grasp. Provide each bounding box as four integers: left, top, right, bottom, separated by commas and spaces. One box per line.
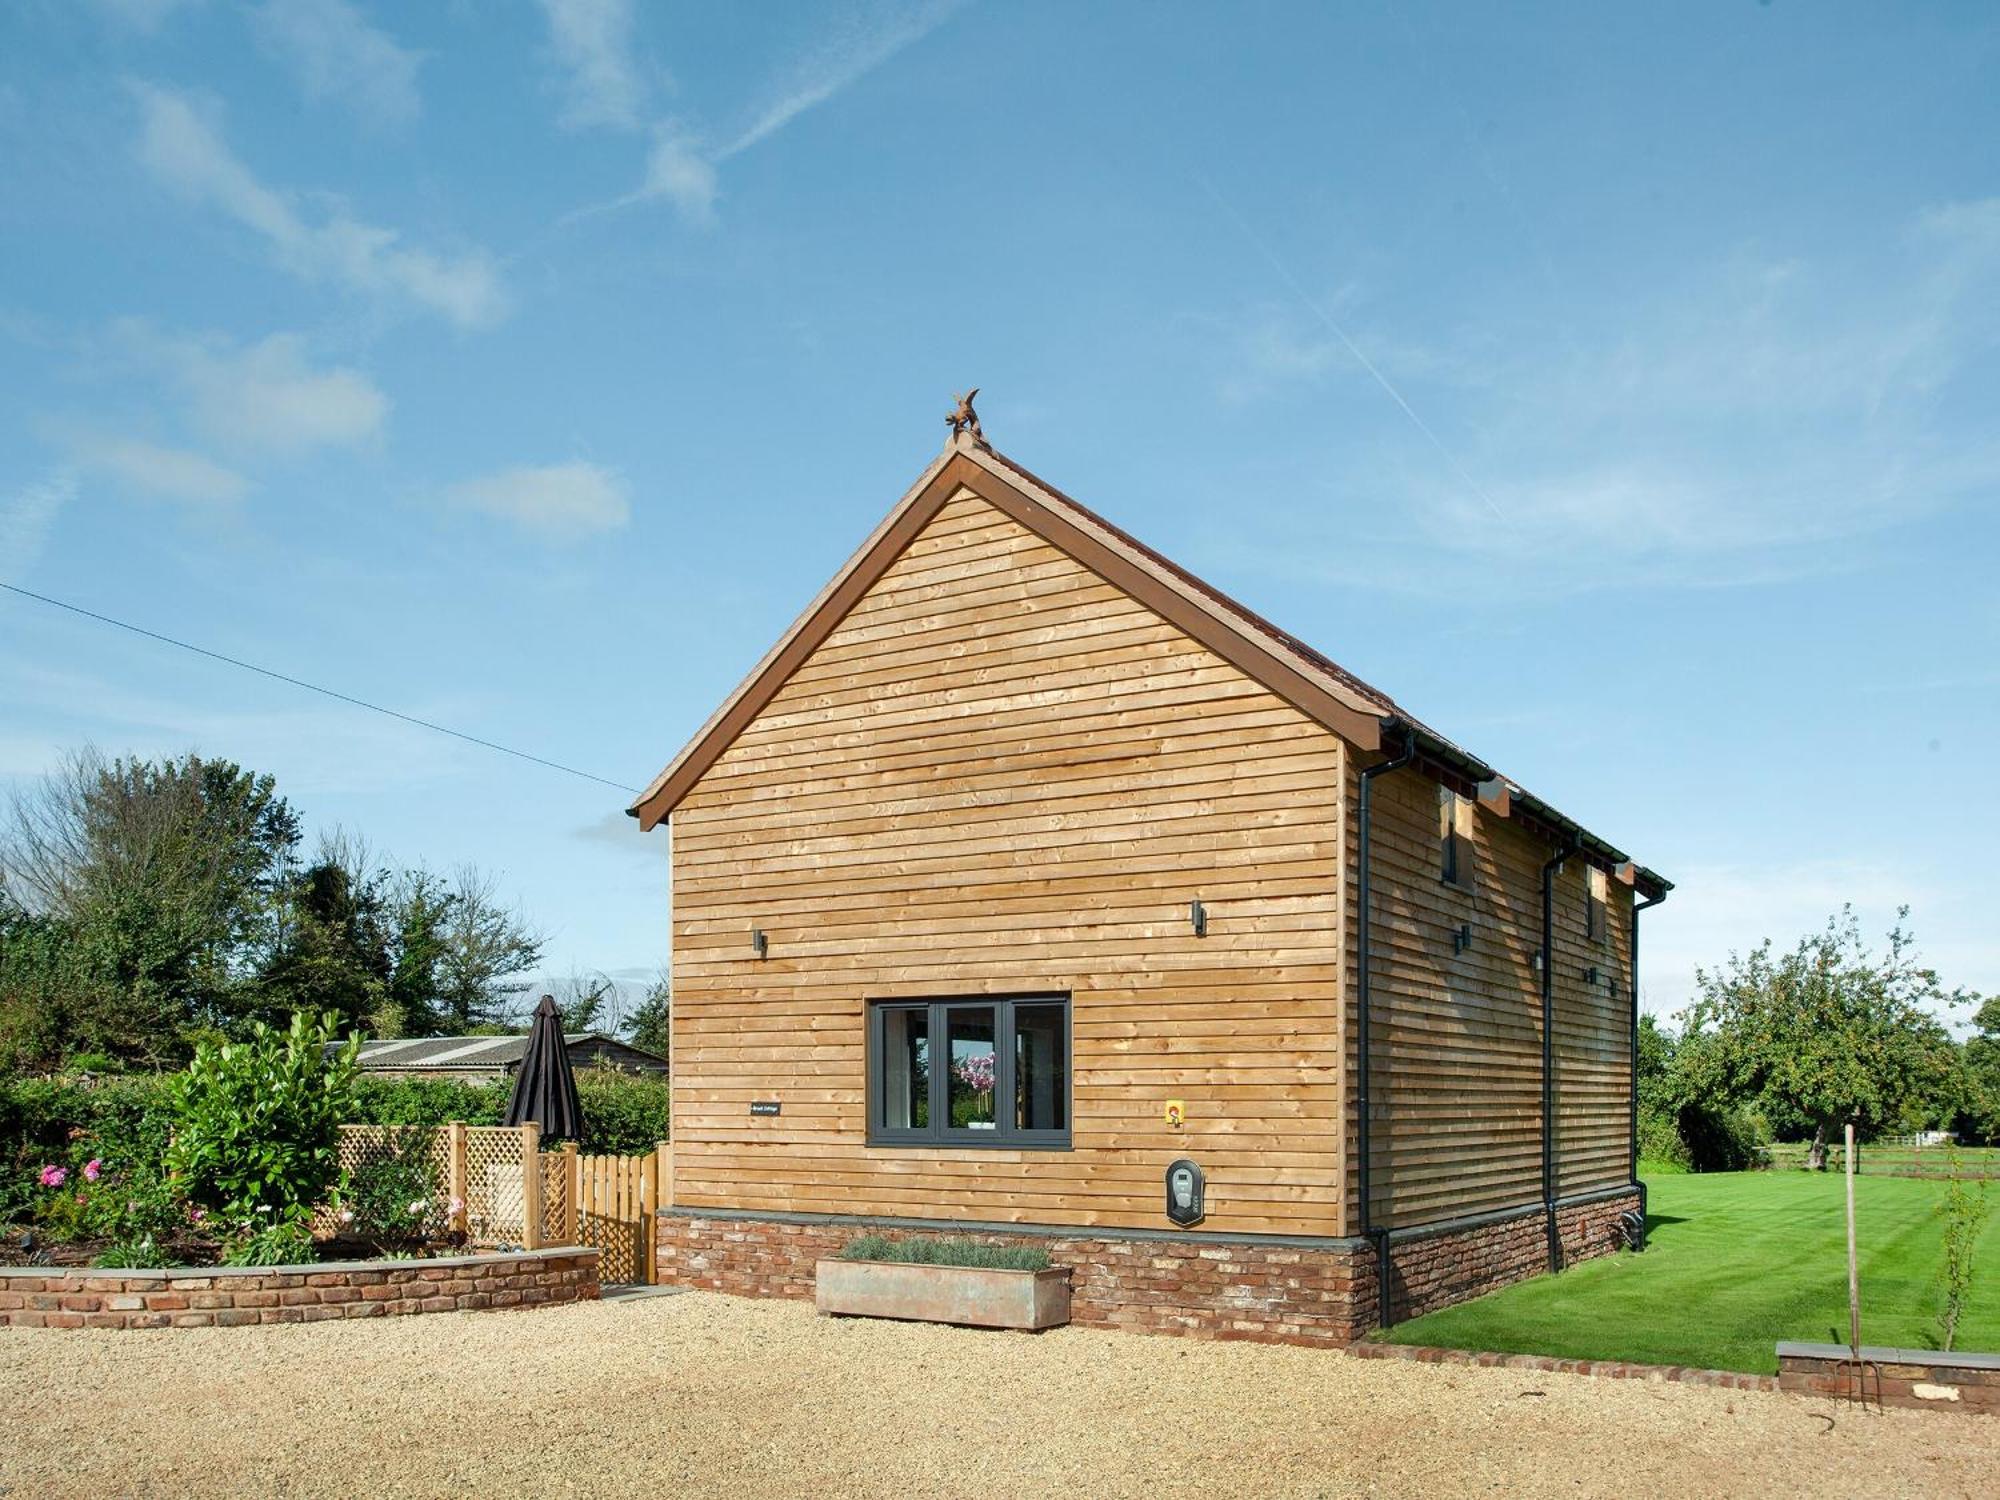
2, 1291, 1989, 1498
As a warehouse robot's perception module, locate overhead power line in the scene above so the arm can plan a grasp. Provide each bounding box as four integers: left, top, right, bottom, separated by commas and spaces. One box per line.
1, 580, 638, 794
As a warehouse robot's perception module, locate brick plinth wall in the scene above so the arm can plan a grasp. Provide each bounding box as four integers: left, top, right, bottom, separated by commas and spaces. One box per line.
657, 1188, 1640, 1346
1778, 1342, 2000, 1414
0, 1247, 598, 1330
1359, 1189, 1642, 1328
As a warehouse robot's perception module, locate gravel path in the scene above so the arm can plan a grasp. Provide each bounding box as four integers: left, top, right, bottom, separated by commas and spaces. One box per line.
2, 1291, 1989, 1498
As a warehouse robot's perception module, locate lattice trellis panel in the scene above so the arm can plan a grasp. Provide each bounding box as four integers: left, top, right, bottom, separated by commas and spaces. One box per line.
460, 1126, 533, 1245
324, 1124, 539, 1247
323, 1126, 454, 1240
539, 1151, 571, 1246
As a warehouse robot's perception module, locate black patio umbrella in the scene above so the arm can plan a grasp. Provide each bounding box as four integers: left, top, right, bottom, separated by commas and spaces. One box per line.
504, 994, 583, 1140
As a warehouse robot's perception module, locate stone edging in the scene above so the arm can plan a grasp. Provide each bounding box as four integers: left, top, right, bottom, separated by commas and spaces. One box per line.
1348, 1339, 1780, 1392
0, 1246, 600, 1330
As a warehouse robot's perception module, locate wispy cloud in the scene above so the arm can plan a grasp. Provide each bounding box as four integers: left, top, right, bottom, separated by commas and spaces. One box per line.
1641, 857, 1991, 1028
719, 1, 960, 160
446, 461, 631, 540
560, 1, 962, 227
131, 83, 506, 328
0, 471, 78, 584
1208, 198, 2000, 600
249, 0, 424, 128
63, 433, 249, 507
110, 321, 389, 457
536, 0, 651, 131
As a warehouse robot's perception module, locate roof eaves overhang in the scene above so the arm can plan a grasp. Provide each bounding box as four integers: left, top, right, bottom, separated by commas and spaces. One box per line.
1389, 715, 1671, 902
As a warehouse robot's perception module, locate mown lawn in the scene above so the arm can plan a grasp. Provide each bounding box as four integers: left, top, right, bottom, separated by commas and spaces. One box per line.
1378, 1170, 2000, 1374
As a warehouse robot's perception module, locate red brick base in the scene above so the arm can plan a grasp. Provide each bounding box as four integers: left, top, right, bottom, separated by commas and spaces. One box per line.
1777, 1343, 2000, 1414
1363, 1190, 1642, 1327
656, 1189, 1640, 1346
0, 1247, 599, 1330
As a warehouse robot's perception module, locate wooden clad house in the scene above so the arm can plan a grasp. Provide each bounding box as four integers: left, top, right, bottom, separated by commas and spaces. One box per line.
631, 401, 1670, 1341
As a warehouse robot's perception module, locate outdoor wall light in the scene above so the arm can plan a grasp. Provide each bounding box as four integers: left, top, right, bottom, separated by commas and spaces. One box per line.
1582, 965, 1600, 986
1531, 949, 1545, 974
1189, 899, 1207, 938
1452, 923, 1473, 955
751, 927, 768, 960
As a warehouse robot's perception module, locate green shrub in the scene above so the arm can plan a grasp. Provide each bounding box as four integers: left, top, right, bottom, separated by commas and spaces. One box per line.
349, 1075, 509, 1131
1636, 1098, 1770, 1174
94, 1233, 181, 1269
838, 1234, 1051, 1271
334, 1131, 439, 1250
1676, 1101, 1769, 1172
347, 1068, 668, 1155
166, 1011, 359, 1226
1935, 1150, 1992, 1352
572, 1069, 670, 1154
1638, 1105, 1689, 1172
222, 1210, 316, 1267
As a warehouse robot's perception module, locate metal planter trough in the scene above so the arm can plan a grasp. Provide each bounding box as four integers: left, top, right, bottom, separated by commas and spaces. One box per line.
814, 1258, 1071, 1331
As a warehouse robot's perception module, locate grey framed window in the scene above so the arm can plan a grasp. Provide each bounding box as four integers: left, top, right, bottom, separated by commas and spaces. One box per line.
867, 995, 1070, 1149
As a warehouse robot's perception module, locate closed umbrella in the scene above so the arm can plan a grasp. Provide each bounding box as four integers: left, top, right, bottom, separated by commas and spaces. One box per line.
505, 994, 583, 1140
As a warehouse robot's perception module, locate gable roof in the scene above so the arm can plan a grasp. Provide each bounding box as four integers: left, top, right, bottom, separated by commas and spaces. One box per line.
630, 430, 1668, 900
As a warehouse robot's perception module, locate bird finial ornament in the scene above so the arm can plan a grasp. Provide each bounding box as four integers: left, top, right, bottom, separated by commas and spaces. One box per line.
946, 388, 984, 445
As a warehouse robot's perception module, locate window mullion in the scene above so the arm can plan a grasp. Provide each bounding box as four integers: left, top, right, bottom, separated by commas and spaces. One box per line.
927, 1002, 945, 1144
995, 999, 1016, 1144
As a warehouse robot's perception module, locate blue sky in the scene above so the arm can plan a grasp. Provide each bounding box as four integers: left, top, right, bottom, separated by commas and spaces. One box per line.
2, 1, 1996, 1029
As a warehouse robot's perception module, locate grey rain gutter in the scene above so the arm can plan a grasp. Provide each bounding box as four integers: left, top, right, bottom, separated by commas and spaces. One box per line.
1630, 882, 1670, 1235
1356, 724, 1416, 1331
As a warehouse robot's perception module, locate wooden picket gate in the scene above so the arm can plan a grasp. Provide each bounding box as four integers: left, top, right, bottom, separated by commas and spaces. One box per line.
540, 1143, 669, 1285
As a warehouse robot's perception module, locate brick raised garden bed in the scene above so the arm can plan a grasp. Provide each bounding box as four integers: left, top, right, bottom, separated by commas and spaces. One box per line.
0, 1246, 598, 1330
1777, 1341, 2000, 1414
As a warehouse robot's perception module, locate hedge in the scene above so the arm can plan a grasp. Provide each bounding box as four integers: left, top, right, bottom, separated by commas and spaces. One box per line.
1, 1066, 670, 1223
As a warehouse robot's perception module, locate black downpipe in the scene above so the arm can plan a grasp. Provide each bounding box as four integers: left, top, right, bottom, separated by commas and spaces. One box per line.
1357, 727, 1416, 1331
1630, 886, 1667, 1233
1540, 841, 1577, 1274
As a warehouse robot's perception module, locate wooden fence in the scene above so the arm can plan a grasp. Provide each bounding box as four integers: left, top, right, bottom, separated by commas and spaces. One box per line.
1763, 1140, 2000, 1179
542, 1143, 670, 1283
329, 1124, 671, 1281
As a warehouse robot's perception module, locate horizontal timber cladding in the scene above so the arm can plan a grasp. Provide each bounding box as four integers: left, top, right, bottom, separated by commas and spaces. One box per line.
670, 488, 1349, 1237
1345, 759, 1636, 1231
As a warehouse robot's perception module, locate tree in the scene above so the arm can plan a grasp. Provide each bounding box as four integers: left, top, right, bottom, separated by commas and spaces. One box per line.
253, 858, 391, 1033
624, 971, 670, 1058
1677, 907, 1965, 1169
0, 748, 300, 1061
381, 868, 453, 1038
546, 969, 619, 1033
1957, 997, 2000, 1146
432, 865, 544, 1033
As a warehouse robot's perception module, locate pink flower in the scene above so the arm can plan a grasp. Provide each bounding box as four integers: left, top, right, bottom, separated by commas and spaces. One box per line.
448, 1196, 466, 1217
189, 1207, 207, 1224
954, 1053, 996, 1093
38, 1164, 65, 1188
83, 1159, 102, 1183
